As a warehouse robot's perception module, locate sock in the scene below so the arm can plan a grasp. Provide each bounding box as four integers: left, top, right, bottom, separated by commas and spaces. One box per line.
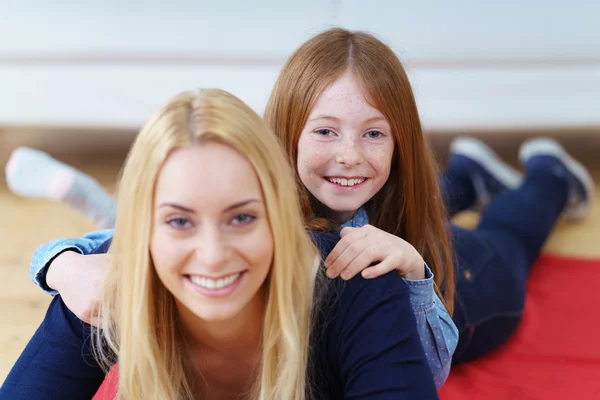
5, 147, 117, 228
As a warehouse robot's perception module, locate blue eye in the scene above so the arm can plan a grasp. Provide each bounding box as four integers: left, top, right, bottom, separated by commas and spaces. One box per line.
365, 130, 382, 139
315, 129, 334, 136
167, 217, 191, 229
231, 213, 256, 226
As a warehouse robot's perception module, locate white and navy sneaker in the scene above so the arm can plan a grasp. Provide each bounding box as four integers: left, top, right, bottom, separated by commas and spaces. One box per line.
448, 137, 524, 209
519, 138, 594, 221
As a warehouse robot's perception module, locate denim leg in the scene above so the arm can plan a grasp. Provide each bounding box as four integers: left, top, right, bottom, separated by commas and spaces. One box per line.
478, 170, 569, 267
438, 169, 477, 218
451, 171, 569, 363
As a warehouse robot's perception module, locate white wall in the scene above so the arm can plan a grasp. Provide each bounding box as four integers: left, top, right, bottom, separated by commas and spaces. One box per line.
1, 0, 599, 132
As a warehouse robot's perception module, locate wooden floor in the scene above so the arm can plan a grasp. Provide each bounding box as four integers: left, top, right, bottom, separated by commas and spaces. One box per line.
0, 134, 599, 384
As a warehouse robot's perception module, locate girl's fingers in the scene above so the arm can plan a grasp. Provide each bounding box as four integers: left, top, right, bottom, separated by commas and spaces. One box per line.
338, 247, 381, 280
360, 258, 395, 279
324, 227, 367, 267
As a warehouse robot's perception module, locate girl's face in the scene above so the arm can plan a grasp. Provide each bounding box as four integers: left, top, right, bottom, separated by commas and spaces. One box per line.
297, 71, 395, 223
150, 142, 273, 324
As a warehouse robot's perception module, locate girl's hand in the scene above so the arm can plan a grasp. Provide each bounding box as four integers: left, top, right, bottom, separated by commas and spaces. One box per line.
324, 224, 425, 281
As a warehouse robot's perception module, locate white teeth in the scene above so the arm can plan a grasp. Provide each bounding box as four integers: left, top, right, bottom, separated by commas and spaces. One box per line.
327, 177, 365, 187
189, 273, 241, 290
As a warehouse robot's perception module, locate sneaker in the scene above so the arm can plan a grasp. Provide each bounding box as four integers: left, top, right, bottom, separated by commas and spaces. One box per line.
448, 137, 523, 209
519, 138, 594, 221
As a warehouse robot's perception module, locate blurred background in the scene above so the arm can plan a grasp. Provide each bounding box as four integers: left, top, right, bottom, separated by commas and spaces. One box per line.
0, 0, 599, 385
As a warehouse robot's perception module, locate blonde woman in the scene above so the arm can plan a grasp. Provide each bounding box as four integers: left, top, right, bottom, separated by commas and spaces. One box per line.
2, 88, 438, 399
96, 88, 318, 399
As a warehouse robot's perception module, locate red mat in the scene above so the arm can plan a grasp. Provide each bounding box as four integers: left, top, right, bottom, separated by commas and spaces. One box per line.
439, 254, 600, 400
94, 254, 600, 399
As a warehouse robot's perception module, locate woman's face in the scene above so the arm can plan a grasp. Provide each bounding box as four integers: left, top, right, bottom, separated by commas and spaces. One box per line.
151, 142, 273, 323
297, 71, 395, 223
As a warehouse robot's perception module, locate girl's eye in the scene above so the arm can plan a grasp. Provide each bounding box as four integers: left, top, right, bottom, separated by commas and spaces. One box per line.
167, 217, 191, 229
315, 129, 334, 136
365, 130, 383, 139
231, 213, 256, 226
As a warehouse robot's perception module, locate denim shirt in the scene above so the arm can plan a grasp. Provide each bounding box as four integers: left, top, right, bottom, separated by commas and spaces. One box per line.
29, 208, 457, 388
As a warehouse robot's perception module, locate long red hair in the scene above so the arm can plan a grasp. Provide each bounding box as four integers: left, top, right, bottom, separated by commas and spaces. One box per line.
264, 28, 455, 314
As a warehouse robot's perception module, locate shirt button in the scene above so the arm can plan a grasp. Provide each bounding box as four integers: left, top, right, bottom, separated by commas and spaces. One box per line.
464, 270, 473, 280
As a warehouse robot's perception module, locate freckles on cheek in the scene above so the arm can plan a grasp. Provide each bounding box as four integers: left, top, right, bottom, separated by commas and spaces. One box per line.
368, 145, 395, 175
371, 145, 393, 161
302, 158, 325, 176
298, 147, 329, 175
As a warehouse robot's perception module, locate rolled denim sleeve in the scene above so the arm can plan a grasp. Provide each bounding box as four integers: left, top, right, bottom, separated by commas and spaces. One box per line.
404, 264, 458, 389
30, 229, 115, 295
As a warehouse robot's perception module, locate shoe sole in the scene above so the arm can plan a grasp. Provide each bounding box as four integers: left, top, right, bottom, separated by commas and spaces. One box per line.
519, 138, 595, 220
450, 137, 524, 190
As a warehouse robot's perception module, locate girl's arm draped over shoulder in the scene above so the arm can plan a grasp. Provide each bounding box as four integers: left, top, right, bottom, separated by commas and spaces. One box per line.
336, 214, 457, 387
30, 229, 114, 294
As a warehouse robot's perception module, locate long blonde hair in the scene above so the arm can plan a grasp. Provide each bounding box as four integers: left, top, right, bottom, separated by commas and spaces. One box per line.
96, 89, 318, 399
264, 28, 455, 313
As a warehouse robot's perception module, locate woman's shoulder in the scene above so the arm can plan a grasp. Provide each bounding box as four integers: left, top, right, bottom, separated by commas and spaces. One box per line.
319, 267, 410, 324
310, 269, 434, 399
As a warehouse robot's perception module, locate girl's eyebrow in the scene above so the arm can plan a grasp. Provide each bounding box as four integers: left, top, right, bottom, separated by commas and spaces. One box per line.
363, 116, 387, 124
307, 115, 387, 125
307, 115, 341, 123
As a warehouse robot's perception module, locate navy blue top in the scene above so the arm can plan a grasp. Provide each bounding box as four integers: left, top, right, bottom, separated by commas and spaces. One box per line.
1, 233, 437, 399
310, 232, 438, 399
